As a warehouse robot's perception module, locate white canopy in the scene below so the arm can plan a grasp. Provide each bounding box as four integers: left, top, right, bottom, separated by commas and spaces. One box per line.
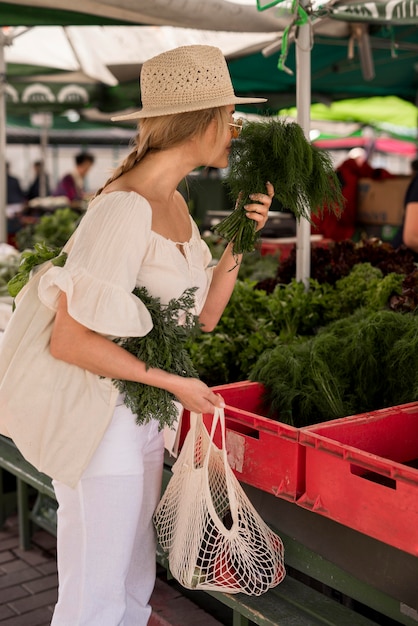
4, 25, 281, 86
2, 0, 290, 32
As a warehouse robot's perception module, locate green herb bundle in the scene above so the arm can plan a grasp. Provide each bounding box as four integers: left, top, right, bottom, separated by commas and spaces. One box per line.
113, 286, 201, 429
7, 243, 67, 298
214, 119, 344, 255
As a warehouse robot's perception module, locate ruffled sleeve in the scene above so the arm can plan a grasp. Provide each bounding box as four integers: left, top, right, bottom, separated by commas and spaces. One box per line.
38, 192, 154, 338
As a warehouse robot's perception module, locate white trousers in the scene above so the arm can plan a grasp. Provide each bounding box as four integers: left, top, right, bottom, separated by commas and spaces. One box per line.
51, 401, 165, 626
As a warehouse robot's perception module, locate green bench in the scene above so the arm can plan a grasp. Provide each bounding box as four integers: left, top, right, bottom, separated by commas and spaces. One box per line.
0, 434, 56, 549
0, 436, 384, 626
156, 548, 379, 626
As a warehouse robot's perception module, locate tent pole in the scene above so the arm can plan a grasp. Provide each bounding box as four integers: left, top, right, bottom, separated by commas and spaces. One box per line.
0, 31, 8, 244
295, 7, 311, 287
40, 117, 50, 198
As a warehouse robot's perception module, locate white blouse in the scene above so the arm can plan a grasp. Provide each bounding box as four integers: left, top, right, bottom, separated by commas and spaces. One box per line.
39, 191, 213, 335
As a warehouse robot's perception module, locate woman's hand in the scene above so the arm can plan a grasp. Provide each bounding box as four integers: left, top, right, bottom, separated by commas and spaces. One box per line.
244, 181, 275, 232
169, 377, 225, 415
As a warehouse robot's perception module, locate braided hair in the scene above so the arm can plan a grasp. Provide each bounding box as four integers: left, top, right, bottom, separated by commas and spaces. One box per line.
94, 107, 229, 198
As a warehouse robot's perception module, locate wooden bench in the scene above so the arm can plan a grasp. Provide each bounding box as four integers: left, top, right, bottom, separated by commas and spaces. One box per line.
0, 436, 382, 626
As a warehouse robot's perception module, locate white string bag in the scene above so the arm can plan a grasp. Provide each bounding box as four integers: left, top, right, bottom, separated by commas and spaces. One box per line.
153, 407, 286, 595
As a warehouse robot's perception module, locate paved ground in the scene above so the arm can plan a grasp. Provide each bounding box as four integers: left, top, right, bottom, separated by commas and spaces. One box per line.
0, 514, 227, 626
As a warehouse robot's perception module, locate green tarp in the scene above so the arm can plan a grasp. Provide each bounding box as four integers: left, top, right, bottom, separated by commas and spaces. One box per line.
228, 26, 418, 110
279, 96, 418, 139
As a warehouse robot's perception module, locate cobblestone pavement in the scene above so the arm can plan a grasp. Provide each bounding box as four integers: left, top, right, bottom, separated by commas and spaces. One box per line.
0, 515, 226, 626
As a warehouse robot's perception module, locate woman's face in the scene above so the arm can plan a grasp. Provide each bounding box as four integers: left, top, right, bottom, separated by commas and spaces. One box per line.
202, 106, 237, 170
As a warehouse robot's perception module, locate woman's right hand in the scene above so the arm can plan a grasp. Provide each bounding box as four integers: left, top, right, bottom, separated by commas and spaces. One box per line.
170, 377, 225, 414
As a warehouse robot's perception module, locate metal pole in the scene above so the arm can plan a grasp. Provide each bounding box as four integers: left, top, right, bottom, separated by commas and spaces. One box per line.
40, 120, 50, 198
0, 30, 9, 243
295, 9, 311, 287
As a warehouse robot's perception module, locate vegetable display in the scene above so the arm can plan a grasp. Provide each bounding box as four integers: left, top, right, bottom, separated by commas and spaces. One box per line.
16, 207, 80, 251
214, 119, 344, 255
187, 263, 404, 387
250, 309, 418, 427
260, 238, 417, 290
6, 216, 418, 430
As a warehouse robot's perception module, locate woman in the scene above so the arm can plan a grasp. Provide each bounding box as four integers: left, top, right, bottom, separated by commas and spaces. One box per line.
2, 45, 274, 625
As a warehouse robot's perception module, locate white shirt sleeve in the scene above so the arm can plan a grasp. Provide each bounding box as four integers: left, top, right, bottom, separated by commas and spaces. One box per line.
38, 192, 154, 338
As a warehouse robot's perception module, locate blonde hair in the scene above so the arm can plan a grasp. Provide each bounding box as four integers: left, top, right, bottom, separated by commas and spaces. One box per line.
95, 106, 229, 197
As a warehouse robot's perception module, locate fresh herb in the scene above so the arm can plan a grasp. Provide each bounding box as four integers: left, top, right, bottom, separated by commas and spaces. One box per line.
7, 243, 67, 298
0, 251, 21, 297
187, 262, 405, 387
186, 279, 275, 386
250, 309, 418, 426
16, 207, 80, 251
214, 119, 343, 255
113, 287, 201, 429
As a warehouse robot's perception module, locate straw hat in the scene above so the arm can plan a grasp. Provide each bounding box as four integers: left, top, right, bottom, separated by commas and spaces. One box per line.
111, 45, 266, 121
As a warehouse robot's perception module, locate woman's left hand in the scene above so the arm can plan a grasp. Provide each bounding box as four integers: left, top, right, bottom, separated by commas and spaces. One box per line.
244, 181, 275, 232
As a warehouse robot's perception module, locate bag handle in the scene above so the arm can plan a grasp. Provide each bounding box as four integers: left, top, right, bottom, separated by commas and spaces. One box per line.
206, 407, 240, 531
184, 410, 202, 468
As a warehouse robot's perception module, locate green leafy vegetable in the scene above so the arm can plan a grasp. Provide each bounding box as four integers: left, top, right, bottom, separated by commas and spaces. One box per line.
7, 243, 67, 298
187, 262, 405, 387
250, 309, 418, 427
113, 287, 201, 428
16, 207, 80, 251
214, 119, 344, 254
0, 252, 21, 297
186, 279, 276, 386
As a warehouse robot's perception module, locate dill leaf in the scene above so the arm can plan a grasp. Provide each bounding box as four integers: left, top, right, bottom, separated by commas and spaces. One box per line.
214, 119, 344, 255
113, 286, 201, 429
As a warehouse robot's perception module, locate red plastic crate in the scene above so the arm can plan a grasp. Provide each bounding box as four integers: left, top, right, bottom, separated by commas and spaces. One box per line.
298, 402, 418, 555
259, 236, 332, 260
179, 381, 304, 501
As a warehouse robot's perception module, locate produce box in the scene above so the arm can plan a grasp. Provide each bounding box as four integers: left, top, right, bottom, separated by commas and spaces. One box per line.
179, 381, 304, 501
298, 402, 418, 556
357, 176, 412, 225
259, 235, 331, 260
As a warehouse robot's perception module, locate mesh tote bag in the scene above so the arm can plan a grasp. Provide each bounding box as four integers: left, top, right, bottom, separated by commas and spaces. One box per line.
153, 407, 286, 595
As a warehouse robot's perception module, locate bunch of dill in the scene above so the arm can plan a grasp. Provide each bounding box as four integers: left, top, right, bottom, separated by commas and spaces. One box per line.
215, 119, 344, 255
113, 286, 201, 429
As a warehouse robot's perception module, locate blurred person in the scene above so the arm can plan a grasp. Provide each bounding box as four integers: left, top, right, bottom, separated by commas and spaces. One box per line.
6, 163, 24, 205
53, 151, 95, 202
26, 160, 51, 200
5, 163, 25, 247
312, 147, 393, 241
392, 158, 418, 254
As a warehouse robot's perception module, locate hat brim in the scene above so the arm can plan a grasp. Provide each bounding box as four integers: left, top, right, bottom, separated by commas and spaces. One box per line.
111, 95, 267, 122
